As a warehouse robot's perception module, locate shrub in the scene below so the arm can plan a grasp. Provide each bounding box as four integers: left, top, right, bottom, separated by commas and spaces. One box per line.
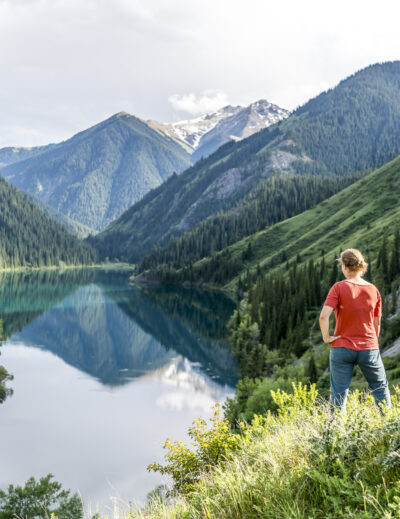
139, 385, 400, 519
0, 474, 83, 519
147, 404, 245, 495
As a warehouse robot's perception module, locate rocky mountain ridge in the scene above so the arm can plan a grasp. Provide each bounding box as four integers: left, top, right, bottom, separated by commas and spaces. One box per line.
89, 61, 400, 262
0, 112, 192, 230
0, 144, 56, 168
148, 100, 290, 160
0, 101, 288, 231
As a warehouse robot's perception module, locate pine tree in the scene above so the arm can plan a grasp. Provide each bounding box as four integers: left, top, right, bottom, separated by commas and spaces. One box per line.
329, 260, 338, 286
391, 282, 398, 315
389, 230, 400, 281
307, 355, 318, 384
365, 256, 372, 282
377, 237, 389, 286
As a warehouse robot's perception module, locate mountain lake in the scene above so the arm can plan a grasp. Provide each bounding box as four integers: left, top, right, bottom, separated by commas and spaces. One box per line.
0, 268, 237, 515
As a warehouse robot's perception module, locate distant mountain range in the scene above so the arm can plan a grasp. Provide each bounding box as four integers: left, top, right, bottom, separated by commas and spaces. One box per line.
148, 100, 289, 161
0, 147, 94, 237
0, 113, 192, 230
0, 144, 56, 168
89, 61, 400, 262
0, 100, 288, 231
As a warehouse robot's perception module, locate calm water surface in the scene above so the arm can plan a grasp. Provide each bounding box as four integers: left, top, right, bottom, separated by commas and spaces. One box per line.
0, 269, 237, 514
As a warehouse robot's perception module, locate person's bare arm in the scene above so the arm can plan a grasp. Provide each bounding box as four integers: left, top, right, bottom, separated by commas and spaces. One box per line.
319, 305, 341, 344
374, 315, 381, 338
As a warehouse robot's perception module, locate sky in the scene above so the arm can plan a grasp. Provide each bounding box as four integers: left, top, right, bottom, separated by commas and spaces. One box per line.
0, 0, 399, 147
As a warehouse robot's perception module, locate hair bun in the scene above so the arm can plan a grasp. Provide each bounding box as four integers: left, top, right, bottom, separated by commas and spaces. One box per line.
338, 248, 368, 274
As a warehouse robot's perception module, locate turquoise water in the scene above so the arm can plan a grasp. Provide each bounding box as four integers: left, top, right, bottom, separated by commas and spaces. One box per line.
0, 269, 237, 514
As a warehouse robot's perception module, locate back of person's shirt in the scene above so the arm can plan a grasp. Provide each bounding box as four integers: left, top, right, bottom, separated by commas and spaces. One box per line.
324, 280, 381, 350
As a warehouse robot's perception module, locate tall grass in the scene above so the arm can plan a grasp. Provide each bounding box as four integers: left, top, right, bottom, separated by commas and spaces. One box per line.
122, 387, 400, 519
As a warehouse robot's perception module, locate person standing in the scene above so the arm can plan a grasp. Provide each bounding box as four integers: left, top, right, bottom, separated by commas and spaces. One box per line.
319, 248, 391, 412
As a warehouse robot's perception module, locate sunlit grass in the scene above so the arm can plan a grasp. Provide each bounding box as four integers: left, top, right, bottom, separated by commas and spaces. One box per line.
208, 155, 400, 290
112, 386, 400, 519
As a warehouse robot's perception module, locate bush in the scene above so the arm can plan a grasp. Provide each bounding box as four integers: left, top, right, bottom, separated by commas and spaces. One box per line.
0, 365, 13, 404
139, 385, 400, 519
147, 404, 245, 495
0, 474, 83, 519
224, 365, 312, 428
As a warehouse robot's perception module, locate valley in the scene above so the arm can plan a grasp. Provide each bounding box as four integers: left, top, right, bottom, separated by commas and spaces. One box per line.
1, 60, 400, 518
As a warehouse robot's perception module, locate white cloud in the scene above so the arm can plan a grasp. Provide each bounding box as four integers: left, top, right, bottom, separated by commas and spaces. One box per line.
0, 0, 400, 146
168, 90, 230, 116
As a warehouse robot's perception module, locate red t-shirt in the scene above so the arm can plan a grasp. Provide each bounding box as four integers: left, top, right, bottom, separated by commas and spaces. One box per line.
324, 280, 381, 350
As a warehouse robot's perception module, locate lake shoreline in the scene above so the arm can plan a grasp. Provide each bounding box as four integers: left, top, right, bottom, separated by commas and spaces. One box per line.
130, 271, 238, 296
0, 269, 237, 507
0, 262, 135, 274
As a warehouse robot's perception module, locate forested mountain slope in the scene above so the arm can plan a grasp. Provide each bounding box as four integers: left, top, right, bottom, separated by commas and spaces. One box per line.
0, 144, 55, 168
26, 194, 94, 238
90, 61, 400, 262
0, 175, 98, 268
0, 113, 192, 230
137, 174, 359, 274
154, 154, 400, 290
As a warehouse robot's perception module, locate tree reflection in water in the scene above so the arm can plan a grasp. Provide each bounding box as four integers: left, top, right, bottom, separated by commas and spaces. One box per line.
0, 269, 238, 391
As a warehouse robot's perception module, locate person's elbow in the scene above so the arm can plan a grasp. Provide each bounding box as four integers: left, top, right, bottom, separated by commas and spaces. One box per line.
319, 314, 328, 327
319, 306, 333, 321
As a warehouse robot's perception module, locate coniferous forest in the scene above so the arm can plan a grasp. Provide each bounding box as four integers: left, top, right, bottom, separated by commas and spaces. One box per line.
90, 62, 400, 264
136, 152, 400, 290
2, 56, 400, 518
0, 175, 98, 268
224, 229, 400, 425
138, 174, 359, 274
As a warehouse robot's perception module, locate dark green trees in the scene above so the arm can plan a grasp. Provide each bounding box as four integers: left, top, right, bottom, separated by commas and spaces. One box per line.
0, 176, 98, 268
230, 231, 400, 380
0, 319, 12, 404
137, 174, 357, 281
0, 474, 83, 519
0, 365, 12, 404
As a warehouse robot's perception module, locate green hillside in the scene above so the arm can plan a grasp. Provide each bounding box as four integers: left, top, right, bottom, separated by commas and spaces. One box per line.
26, 194, 95, 238
1, 113, 192, 230
0, 175, 98, 268
90, 61, 400, 261
137, 174, 359, 274
152, 154, 400, 290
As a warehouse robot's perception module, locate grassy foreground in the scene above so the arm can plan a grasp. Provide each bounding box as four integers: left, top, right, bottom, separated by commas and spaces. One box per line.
126, 385, 400, 519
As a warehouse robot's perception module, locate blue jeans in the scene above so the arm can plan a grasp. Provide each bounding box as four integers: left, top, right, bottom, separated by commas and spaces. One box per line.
330, 347, 391, 413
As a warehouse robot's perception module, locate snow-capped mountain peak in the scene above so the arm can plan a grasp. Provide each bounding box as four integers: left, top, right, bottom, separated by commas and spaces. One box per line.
169, 105, 243, 149
147, 99, 290, 159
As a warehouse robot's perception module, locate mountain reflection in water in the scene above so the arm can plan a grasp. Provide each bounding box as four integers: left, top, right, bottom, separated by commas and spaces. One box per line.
0, 270, 237, 386
0, 269, 238, 509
